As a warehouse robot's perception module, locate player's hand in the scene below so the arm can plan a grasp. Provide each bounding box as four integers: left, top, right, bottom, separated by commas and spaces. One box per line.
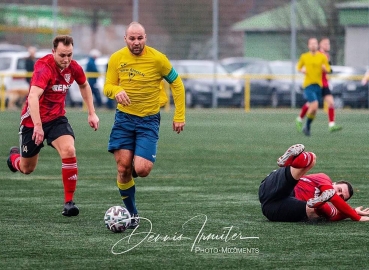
88, 113, 100, 131
300, 67, 306, 74
359, 216, 369, 222
173, 121, 185, 134
32, 124, 44, 146
355, 206, 369, 216
115, 90, 131, 106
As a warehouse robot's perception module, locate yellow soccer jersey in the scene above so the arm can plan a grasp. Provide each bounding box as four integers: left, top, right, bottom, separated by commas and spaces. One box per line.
159, 80, 168, 108
104, 46, 185, 122
297, 52, 331, 88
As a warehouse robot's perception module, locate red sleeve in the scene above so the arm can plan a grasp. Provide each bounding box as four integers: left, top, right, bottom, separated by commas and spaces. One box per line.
317, 185, 361, 221
32, 63, 52, 90
315, 203, 349, 221
329, 194, 361, 221
72, 62, 86, 85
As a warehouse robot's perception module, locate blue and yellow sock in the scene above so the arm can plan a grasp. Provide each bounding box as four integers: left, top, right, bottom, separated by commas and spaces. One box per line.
117, 179, 137, 215
306, 113, 315, 131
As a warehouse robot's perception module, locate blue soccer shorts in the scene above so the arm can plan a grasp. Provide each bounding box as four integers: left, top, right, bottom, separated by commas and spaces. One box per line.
303, 84, 322, 103
108, 111, 160, 163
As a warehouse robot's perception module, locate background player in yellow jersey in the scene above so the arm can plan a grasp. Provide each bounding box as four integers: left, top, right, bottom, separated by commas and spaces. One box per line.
103, 22, 185, 228
296, 38, 342, 133
296, 37, 331, 136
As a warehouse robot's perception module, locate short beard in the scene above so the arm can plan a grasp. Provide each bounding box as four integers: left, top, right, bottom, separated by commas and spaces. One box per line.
129, 46, 144, 55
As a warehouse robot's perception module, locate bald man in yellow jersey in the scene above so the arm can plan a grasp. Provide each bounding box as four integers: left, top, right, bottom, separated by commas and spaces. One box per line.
104, 22, 185, 228
296, 37, 330, 136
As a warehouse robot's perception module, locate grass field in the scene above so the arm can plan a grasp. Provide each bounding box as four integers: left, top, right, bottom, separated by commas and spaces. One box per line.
1, 108, 369, 270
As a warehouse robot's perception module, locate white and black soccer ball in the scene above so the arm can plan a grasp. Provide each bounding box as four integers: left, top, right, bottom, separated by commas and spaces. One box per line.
104, 206, 131, 233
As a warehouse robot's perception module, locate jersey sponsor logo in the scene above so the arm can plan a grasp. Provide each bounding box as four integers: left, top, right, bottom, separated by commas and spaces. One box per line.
128, 68, 145, 77
119, 65, 145, 81
64, 74, 71, 83
51, 84, 71, 93
129, 72, 136, 81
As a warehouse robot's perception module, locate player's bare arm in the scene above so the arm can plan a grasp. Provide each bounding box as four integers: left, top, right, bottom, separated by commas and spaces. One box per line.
28, 85, 45, 145
115, 90, 131, 106
78, 81, 99, 131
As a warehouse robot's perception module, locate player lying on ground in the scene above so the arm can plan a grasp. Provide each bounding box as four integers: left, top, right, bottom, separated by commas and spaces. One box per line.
258, 144, 369, 222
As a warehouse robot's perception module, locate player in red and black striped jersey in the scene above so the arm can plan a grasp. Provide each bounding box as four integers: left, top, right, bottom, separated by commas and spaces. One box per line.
296, 37, 342, 133
7, 35, 100, 217
259, 144, 369, 222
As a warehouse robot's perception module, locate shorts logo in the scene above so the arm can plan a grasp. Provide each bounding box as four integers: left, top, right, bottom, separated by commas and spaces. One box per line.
152, 155, 156, 159
64, 74, 71, 83
22, 145, 28, 153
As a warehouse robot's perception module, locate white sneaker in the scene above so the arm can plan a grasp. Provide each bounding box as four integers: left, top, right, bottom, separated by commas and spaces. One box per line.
277, 144, 305, 167
307, 189, 336, 208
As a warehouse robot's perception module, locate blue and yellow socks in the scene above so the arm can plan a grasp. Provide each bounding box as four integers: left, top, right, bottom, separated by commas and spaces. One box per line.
117, 179, 137, 215
305, 113, 315, 132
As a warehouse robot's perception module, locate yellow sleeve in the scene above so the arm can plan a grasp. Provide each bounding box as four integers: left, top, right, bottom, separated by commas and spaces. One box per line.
103, 52, 122, 99
296, 54, 304, 71
170, 76, 186, 122
159, 80, 168, 107
159, 54, 185, 122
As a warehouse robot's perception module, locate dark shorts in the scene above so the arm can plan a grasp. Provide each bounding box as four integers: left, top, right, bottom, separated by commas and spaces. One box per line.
322, 87, 332, 97
258, 167, 307, 222
108, 110, 160, 163
303, 84, 322, 103
19, 116, 75, 158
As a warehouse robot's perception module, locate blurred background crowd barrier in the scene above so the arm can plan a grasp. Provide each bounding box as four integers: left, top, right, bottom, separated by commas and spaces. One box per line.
1, 0, 369, 110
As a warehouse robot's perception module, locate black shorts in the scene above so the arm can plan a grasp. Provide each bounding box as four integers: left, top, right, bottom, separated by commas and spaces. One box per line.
322, 87, 332, 97
258, 167, 307, 222
19, 116, 75, 158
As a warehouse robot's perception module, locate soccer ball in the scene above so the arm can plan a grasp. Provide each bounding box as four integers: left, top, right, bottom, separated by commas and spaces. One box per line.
104, 206, 131, 233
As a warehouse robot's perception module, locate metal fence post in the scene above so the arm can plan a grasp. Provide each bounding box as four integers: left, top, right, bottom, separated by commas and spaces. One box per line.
212, 0, 218, 108
290, 0, 297, 108
0, 75, 5, 111
133, 0, 139, 21
244, 75, 250, 112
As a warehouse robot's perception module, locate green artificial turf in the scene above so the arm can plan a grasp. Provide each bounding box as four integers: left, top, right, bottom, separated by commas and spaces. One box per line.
0, 108, 368, 269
